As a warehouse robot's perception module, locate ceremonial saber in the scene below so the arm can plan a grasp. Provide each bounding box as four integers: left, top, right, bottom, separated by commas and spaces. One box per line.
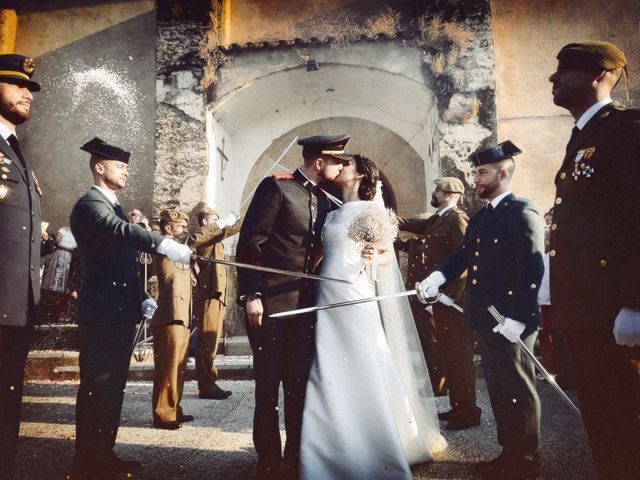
269, 289, 418, 318
487, 304, 581, 417
195, 256, 352, 284
238, 135, 299, 212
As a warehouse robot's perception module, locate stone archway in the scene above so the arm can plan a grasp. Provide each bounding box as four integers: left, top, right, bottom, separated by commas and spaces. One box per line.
241, 118, 427, 217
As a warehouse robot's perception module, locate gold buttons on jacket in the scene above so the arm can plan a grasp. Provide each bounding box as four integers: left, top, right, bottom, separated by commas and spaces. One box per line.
555, 197, 562, 205
530, 283, 537, 289
560, 172, 567, 180
508, 290, 513, 295
472, 265, 478, 271
551, 224, 557, 231
599, 259, 608, 267
549, 250, 556, 257
471, 279, 477, 285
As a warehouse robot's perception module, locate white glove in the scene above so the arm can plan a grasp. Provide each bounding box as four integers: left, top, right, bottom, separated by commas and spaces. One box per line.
493, 317, 526, 343
141, 298, 157, 319
416, 271, 446, 304
613, 307, 640, 347
216, 211, 239, 229
157, 238, 193, 264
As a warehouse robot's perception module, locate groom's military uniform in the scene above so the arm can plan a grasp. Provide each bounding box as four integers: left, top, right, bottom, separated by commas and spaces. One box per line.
237, 135, 345, 478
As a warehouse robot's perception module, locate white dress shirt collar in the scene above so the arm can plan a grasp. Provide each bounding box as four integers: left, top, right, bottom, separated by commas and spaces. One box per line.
0, 122, 14, 141
490, 190, 512, 209
92, 185, 119, 206
437, 205, 455, 216
576, 98, 612, 130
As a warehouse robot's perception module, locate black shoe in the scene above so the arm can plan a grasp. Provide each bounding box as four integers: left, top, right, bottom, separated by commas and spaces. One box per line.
446, 417, 481, 430
153, 420, 182, 430
109, 454, 143, 473
178, 413, 194, 423
438, 409, 456, 421
199, 387, 232, 400
473, 452, 540, 480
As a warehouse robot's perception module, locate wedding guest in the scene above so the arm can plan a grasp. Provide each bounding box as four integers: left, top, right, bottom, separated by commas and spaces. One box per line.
548, 41, 640, 480
41, 226, 77, 323
420, 141, 544, 480
236, 134, 346, 480
0, 53, 42, 480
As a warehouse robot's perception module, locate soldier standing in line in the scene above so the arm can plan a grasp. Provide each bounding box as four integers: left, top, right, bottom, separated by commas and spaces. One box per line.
192, 206, 241, 400
419, 142, 544, 480
548, 41, 640, 480
399, 177, 481, 431
0, 53, 42, 480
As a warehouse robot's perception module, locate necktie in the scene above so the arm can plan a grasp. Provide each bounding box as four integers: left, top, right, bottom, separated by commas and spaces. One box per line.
7, 134, 28, 172
566, 126, 580, 152
114, 202, 127, 220
486, 203, 493, 213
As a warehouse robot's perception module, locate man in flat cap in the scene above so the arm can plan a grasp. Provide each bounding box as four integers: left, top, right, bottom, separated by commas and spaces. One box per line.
398, 177, 481, 431
236, 134, 347, 479
70, 137, 193, 479
419, 142, 545, 480
548, 41, 640, 479
0, 53, 41, 480
150, 209, 196, 430
192, 206, 241, 400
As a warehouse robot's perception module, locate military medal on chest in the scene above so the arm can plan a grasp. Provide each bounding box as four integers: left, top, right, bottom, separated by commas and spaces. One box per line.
572, 147, 595, 180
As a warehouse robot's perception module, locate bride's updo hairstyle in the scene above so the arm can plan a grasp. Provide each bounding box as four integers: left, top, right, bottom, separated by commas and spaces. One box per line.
353, 154, 379, 201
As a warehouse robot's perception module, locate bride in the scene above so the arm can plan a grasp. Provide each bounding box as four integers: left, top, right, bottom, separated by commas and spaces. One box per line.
299, 155, 447, 479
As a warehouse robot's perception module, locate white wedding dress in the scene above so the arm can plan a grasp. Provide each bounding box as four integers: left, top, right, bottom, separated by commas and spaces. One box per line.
300, 201, 446, 480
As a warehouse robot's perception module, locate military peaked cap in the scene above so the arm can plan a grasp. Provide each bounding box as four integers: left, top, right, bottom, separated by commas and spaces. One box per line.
557, 41, 627, 71
298, 134, 351, 160
80, 137, 131, 163
434, 177, 465, 193
0, 54, 41, 92
159, 209, 189, 223
472, 140, 522, 166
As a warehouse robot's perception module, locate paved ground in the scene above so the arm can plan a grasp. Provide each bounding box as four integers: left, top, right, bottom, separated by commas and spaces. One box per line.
15, 378, 596, 480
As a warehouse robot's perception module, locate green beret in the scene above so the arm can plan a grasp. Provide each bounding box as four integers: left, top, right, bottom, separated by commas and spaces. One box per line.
557, 41, 627, 71
434, 177, 465, 194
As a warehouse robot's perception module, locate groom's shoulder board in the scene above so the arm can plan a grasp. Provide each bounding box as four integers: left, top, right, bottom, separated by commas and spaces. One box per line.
272, 173, 294, 181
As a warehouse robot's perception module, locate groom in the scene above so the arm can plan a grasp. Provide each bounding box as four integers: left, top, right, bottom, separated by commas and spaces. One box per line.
237, 134, 349, 480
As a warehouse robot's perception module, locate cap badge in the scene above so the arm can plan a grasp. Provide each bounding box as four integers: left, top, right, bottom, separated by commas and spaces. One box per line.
22, 57, 35, 75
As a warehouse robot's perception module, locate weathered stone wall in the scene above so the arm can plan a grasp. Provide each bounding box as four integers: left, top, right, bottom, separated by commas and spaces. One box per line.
155, 19, 209, 219
15, 1, 157, 231
491, 0, 640, 213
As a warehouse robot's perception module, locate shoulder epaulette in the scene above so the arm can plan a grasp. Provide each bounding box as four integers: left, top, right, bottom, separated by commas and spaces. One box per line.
272, 173, 294, 180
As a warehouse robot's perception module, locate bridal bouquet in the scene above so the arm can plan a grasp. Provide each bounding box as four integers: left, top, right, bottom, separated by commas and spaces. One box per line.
346, 203, 399, 247
347, 204, 399, 280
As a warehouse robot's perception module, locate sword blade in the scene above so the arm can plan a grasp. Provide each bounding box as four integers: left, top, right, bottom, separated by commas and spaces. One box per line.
195, 256, 352, 284
269, 289, 417, 318
487, 305, 581, 417
238, 135, 299, 212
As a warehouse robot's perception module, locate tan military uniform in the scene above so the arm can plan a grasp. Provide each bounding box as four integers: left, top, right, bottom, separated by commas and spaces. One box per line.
192, 219, 241, 393
399, 207, 480, 419
151, 252, 193, 423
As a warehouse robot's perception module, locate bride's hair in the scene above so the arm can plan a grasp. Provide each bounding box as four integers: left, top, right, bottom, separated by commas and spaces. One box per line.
353, 154, 379, 201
